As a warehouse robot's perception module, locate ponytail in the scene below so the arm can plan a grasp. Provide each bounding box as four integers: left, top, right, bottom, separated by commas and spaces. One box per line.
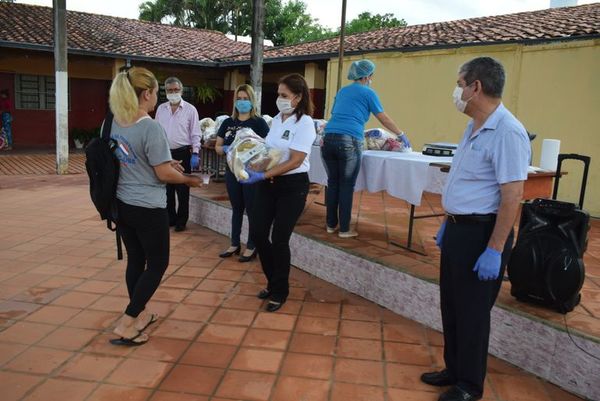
109, 67, 157, 124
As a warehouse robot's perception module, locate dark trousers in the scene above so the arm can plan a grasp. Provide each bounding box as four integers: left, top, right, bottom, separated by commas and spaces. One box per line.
166, 146, 191, 227
225, 168, 257, 249
249, 173, 309, 302
440, 218, 514, 396
321, 134, 362, 232
117, 200, 170, 318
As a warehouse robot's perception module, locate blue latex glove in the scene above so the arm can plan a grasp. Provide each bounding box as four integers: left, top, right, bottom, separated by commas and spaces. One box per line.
435, 220, 446, 249
399, 133, 411, 148
221, 145, 230, 154
191, 153, 200, 171
240, 170, 265, 185
473, 247, 502, 281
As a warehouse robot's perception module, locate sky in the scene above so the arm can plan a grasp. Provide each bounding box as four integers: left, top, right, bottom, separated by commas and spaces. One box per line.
15, 0, 598, 27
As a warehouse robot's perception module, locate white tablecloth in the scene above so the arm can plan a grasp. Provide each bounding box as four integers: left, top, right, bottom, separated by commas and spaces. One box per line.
308, 146, 453, 206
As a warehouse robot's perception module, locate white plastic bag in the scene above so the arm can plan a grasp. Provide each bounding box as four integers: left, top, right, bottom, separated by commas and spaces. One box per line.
227, 128, 283, 181
364, 128, 409, 152
214, 115, 229, 135
262, 114, 273, 128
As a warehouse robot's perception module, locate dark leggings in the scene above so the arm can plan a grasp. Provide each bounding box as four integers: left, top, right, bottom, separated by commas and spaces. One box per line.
249, 173, 309, 302
117, 200, 170, 317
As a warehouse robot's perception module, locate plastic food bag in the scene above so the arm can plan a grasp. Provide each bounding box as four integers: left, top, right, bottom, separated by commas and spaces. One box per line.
364, 128, 409, 152
262, 114, 273, 128
227, 128, 283, 181
199, 117, 217, 141
214, 115, 229, 135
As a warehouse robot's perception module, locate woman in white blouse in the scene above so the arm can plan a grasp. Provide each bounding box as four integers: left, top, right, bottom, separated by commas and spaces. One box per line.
241, 73, 316, 312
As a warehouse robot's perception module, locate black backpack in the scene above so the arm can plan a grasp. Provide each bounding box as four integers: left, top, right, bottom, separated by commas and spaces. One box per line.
85, 112, 123, 259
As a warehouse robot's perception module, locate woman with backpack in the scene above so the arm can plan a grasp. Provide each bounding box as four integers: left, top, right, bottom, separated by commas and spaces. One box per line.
108, 67, 202, 346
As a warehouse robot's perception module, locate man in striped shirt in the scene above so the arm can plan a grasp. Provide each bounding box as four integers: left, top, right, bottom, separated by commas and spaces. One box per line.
155, 77, 201, 232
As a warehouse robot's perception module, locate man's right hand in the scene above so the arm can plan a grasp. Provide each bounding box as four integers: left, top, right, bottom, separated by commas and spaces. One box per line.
435, 220, 446, 249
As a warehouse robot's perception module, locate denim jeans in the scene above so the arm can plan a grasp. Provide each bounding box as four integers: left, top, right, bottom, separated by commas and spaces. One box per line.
225, 168, 256, 249
321, 134, 362, 232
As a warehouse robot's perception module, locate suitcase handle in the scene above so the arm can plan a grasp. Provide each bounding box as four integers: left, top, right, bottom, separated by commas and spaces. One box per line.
552, 153, 591, 209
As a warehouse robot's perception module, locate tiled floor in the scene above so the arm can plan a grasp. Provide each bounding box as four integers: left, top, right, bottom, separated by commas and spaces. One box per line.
0, 171, 587, 400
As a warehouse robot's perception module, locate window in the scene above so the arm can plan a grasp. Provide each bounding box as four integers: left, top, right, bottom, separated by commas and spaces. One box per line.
15, 74, 69, 110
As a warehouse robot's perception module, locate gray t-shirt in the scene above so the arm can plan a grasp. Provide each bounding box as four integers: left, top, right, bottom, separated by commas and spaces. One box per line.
110, 117, 172, 208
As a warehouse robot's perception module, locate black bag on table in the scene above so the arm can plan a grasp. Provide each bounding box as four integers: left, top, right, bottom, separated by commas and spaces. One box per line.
507, 154, 591, 313
84, 111, 122, 259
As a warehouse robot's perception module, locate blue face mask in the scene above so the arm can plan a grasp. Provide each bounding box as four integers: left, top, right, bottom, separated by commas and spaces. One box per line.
235, 99, 252, 113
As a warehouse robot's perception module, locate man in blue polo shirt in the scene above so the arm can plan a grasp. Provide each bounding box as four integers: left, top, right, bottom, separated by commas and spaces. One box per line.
420, 57, 530, 401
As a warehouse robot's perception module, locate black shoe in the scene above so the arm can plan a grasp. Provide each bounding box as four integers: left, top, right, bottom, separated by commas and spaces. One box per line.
257, 289, 270, 299
239, 249, 257, 263
438, 386, 481, 401
174, 225, 186, 232
266, 300, 284, 312
219, 246, 241, 258
421, 370, 456, 387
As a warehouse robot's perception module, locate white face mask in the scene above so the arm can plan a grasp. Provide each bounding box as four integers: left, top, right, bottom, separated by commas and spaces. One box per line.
276, 96, 295, 114
167, 93, 182, 104
452, 85, 473, 113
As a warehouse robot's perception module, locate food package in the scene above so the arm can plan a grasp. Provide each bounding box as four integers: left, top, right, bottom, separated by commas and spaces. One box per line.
199, 117, 217, 142
364, 128, 409, 152
313, 119, 327, 134
262, 114, 273, 128
214, 115, 229, 135
227, 128, 283, 181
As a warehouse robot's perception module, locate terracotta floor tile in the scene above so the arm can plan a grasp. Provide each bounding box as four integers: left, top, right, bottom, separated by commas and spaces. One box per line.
207, 269, 245, 281
334, 358, 384, 386
0, 342, 28, 366
65, 309, 119, 330
151, 288, 191, 303
242, 328, 292, 350
331, 382, 385, 401
384, 342, 433, 366
383, 322, 427, 344
161, 275, 201, 289
50, 291, 101, 308
0, 321, 56, 344
271, 376, 330, 401
222, 293, 264, 310
543, 381, 587, 401
160, 364, 224, 395
340, 320, 381, 340
75, 279, 119, 294
230, 348, 284, 373
58, 353, 122, 381
183, 290, 226, 306
196, 279, 236, 293
387, 388, 440, 401
0, 370, 43, 401
24, 305, 81, 325
386, 363, 437, 392
22, 377, 97, 401
180, 341, 237, 368
11, 286, 65, 304
82, 333, 137, 357
169, 304, 213, 322
37, 326, 98, 351
0, 300, 41, 320
337, 337, 382, 360
300, 301, 341, 318
107, 358, 173, 388
288, 332, 336, 355
252, 312, 297, 331
489, 373, 551, 401
151, 319, 204, 340
150, 391, 209, 401
196, 323, 247, 345
280, 352, 334, 380
215, 370, 276, 401
38, 276, 84, 290
425, 328, 444, 346
210, 308, 256, 326
89, 295, 129, 313
86, 384, 152, 401
129, 337, 190, 363
5, 346, 73, 374
174, 266, 211, 278
341, 304, 382, 321
294, 316, 338, 335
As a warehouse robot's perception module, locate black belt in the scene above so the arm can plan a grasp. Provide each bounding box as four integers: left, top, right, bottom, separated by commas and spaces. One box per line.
171, 145, 192, 154
446, 213, 496, 224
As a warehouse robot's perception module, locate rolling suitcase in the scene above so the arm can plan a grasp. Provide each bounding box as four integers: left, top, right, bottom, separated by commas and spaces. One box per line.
507, 154, 591, 313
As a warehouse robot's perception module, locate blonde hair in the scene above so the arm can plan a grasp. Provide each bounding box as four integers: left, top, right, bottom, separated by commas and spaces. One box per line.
232, 84, 258, 120
109, 67, 158, 123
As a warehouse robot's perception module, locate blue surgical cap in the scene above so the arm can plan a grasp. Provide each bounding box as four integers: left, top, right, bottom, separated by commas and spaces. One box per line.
347, 59, 376, 80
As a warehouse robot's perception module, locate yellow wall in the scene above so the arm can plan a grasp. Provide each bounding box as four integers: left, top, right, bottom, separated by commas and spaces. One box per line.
325, 40, 600, 216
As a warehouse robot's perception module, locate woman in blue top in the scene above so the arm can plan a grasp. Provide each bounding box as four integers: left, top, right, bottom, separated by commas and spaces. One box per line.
322, 59, 410, 238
